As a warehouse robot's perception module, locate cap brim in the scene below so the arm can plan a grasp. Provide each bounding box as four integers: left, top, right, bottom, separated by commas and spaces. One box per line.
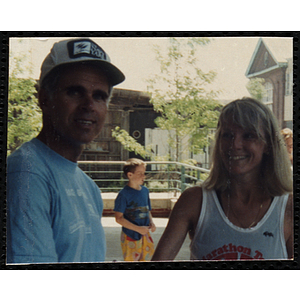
40, 59, 125, 87
91, 60, 125, 86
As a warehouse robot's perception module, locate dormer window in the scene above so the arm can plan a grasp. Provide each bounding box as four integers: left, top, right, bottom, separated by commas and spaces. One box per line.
262, 81, 273, 111
264, 51, 269, 67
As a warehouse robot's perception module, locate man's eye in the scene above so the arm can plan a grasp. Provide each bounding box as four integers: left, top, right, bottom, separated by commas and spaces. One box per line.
66, 87, 82, 97
93, 92, 108, 102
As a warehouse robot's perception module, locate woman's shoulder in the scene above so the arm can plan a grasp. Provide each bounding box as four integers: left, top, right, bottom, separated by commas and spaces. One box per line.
171, 185, 204, 234
175, 185, 203, 213
182, 185, 203, 197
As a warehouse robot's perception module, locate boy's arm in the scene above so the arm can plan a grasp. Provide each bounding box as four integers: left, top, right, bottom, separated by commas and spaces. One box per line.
115, 212, 150, 236
149, 212, 156, 232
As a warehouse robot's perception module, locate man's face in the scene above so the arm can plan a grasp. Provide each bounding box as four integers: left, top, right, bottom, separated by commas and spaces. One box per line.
42, 64, 110, 146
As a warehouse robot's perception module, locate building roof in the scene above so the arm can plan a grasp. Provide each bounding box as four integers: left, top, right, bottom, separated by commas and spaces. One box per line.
109, 88, 151, 109
245, 38, 292, 78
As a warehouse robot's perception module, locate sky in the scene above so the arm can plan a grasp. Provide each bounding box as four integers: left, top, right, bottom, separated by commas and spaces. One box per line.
9, 36, 292, 102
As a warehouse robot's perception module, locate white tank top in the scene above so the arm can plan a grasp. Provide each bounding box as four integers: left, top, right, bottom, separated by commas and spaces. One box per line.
190, 189, 289, 260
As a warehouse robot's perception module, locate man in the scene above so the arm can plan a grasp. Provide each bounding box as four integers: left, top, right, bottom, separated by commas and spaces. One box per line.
7, 38, 125, 264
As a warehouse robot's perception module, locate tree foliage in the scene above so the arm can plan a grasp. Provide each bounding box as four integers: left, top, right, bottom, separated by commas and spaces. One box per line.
112, 126, 152, 159
111, 38, 221, 162
147, 37, 221, 161
8, 54, 42, 155
246, 77, 266, 101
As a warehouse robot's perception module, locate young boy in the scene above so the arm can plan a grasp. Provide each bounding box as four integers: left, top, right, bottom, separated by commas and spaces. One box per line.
114, 158, 156, 261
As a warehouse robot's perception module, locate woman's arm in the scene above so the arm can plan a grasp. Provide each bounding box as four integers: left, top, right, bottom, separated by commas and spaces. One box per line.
151, 186, 203, 261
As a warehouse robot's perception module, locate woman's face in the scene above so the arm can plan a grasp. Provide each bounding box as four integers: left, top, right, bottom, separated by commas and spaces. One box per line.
219, 123, 268, 178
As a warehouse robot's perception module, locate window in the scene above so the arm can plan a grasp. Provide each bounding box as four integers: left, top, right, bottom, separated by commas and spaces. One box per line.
132, 130, 141, 139
262, 82, 273, 111
285, 72, 292, 96
264, 51, 269, 67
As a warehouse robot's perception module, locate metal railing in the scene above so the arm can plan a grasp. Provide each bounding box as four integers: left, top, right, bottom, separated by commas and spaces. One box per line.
78, 161, 210, 193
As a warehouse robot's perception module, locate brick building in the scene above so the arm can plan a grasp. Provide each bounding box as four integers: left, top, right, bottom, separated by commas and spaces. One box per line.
245, 38, 293, 129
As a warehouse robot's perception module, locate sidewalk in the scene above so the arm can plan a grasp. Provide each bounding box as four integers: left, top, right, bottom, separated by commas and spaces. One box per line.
102, 217, 191, 262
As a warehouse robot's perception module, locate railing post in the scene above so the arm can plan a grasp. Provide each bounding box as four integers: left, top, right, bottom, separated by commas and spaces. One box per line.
197, 169, 200, 182
181, 165, 185, 193
78, 160, 209, 194
167, 163, 170, 191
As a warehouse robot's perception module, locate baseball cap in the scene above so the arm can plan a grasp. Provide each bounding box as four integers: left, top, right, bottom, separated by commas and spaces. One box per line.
39, 38, 125, 86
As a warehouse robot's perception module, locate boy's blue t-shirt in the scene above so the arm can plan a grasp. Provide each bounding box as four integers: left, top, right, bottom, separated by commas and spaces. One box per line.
114, 185, 151, 240
7, 138, 106, 264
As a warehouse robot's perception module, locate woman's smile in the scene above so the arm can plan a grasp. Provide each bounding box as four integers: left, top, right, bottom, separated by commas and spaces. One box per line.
220, 124, 267, 177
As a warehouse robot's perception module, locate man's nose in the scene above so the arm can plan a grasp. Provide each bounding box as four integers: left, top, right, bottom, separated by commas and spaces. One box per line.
80, 94, 95, 110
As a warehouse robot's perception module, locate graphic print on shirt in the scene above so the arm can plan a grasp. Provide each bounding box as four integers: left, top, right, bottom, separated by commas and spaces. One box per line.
65, 187, 99, 234
201, 243, 264, 260
125, 200, 149, 222
263, 231, 274, 237
7, 138, 106, 263
190, 189, 289, 260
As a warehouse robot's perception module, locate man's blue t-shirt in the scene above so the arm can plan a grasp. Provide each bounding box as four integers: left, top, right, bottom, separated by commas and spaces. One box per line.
114, 185, 151, 240
7, 138, 106, 264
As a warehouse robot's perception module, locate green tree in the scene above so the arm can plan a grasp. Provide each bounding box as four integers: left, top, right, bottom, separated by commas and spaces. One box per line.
147, 37, 221, 161
246, 77, 266, 101
8, 54, 42, 155
112, 126, 152, 159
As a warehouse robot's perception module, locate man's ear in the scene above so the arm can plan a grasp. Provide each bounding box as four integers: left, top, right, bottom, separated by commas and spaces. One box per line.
38, 88, 50, 112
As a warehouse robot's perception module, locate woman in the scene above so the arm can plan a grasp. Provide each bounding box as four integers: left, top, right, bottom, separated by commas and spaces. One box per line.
152, 98, 293, 261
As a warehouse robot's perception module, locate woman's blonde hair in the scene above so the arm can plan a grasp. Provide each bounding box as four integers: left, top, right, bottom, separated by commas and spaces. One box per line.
203, 98, 292, 196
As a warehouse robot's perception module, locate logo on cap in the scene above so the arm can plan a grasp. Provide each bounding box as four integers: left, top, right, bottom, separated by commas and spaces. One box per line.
67, 40, 107, 60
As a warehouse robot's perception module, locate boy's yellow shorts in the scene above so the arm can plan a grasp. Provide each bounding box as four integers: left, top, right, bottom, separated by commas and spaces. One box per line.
121, 231, 155, 261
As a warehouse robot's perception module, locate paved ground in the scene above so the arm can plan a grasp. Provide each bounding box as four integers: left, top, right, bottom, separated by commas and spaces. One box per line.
102, 217, 191, 261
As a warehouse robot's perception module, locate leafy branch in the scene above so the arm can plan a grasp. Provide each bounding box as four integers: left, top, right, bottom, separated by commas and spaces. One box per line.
112, 126, 152, 159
